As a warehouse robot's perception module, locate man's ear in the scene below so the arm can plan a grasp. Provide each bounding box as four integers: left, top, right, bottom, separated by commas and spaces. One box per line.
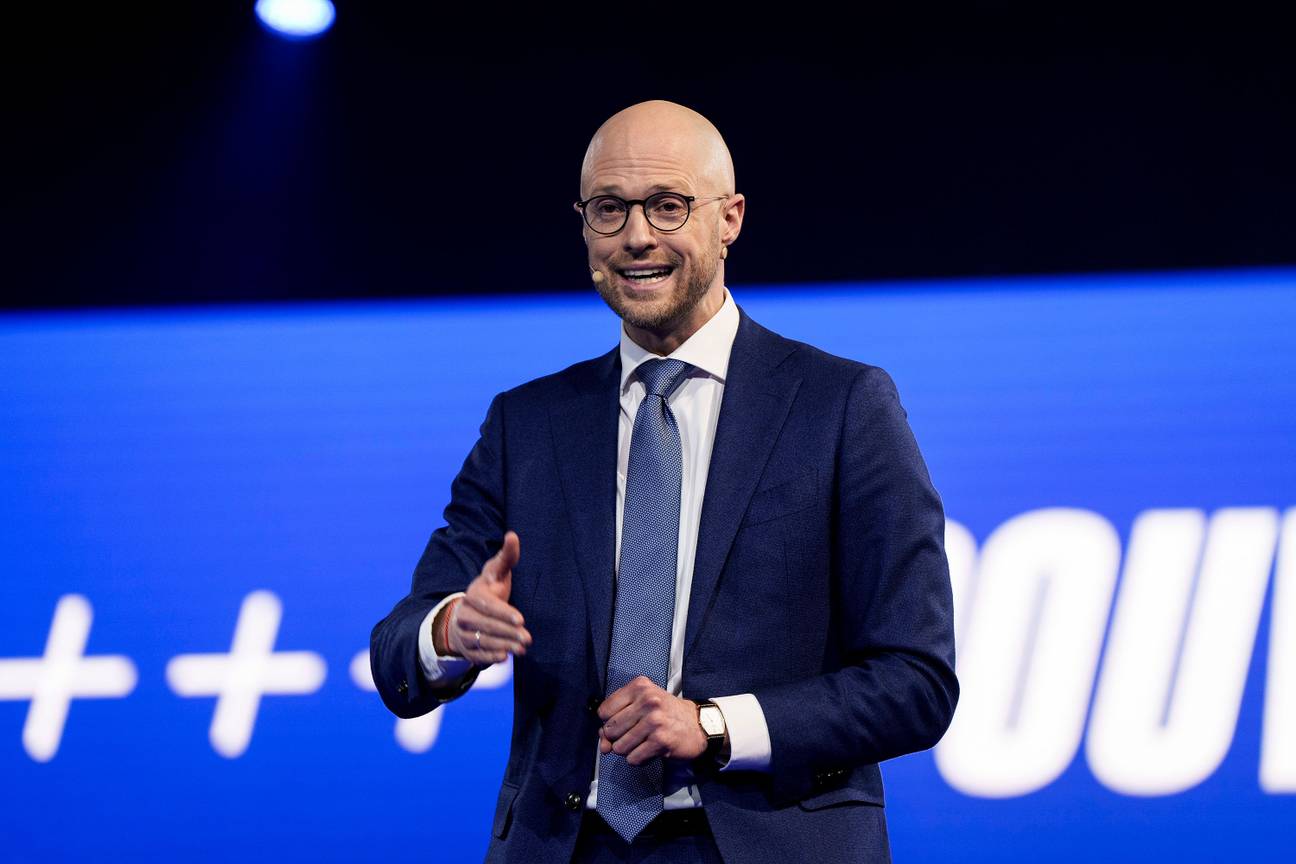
721, 193, 746, 246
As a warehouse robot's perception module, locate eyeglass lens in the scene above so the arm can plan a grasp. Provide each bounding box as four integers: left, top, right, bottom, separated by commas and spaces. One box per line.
584, 193, 690, 233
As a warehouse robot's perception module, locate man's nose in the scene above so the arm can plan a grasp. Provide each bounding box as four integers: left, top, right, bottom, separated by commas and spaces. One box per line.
621, 203, 658, 252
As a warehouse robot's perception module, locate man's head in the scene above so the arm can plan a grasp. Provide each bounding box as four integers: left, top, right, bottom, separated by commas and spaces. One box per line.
577, 100, 745, 354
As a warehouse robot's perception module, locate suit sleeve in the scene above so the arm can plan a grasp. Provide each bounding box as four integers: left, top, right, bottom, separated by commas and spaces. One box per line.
369, 391, 508, 719
753, 366, 959, 804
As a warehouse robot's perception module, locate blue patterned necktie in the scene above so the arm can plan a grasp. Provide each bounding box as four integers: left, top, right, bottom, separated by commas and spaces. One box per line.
597, 357, 691, 844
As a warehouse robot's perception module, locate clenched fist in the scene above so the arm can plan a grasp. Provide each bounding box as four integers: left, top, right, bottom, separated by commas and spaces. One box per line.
435, 531, 532, 666
597, 676, 709, 765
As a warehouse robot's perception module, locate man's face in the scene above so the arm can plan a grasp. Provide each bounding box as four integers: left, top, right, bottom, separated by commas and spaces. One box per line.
579, 142, 727, 335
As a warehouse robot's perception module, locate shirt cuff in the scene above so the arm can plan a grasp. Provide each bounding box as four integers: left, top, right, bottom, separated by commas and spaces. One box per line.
417, 592, 475, 684
710, 693, 772, 772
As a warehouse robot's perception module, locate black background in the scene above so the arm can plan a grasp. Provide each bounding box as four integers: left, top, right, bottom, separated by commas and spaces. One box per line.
6, 7, 1294, 310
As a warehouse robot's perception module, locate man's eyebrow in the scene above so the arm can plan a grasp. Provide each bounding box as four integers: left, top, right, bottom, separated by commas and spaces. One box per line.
589, 183, 688, 196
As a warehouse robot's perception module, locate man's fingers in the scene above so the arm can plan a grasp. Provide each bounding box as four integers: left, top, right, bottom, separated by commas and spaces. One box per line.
453, 602, 531, 648
597, 694, 630, 724
625, 738, 665, 767
450, 624, 518, 665
608, 714, 654, 756
463, 584, 526, 630
597, 675, 656, 723
599, 694, 652, 743
463, 592, 522, 629
453, 614, 526, 650
461, 647, 509, 666
462, 630, 526, 656
599, 702, 632, 738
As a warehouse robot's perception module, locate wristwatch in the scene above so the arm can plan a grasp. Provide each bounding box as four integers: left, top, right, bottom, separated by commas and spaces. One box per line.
695, 700, 728, 763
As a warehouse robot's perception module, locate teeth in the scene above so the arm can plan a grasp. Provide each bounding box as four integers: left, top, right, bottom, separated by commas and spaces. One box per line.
625, 271, 670, 285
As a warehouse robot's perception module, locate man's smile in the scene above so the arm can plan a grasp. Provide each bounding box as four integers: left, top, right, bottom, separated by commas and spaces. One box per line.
617, 265, 676, 287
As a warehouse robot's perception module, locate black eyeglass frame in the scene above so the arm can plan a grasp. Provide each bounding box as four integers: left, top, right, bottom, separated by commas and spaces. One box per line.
572, 192, 730, 235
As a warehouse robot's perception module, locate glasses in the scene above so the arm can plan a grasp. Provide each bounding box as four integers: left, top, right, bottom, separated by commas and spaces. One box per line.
573, 192, 729, 235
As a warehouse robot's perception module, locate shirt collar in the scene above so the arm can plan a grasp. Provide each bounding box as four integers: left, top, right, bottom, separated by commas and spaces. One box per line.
619, 286, 739, 394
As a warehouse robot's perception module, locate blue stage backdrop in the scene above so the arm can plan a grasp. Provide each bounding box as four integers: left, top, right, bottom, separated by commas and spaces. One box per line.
2, 270, 1294, 862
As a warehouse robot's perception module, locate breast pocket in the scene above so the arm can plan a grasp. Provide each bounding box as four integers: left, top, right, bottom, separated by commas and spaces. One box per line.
741, 468, 818, 529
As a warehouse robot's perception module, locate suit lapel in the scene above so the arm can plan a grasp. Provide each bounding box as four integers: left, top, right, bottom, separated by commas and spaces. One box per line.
549, 345, 621, 691
684, 305, 801, 660
549, 303, 801, 691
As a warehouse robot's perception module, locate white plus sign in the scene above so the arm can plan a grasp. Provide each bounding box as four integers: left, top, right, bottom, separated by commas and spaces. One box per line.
0, 594, 137, 762
349, 647, 511, 753
166, 590, 326, 758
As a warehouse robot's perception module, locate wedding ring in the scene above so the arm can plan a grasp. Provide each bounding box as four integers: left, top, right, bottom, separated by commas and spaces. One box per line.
475, 630, 482, 650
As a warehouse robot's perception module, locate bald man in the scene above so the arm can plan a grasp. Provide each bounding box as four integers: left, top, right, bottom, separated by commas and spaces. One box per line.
371, 100, 958, 864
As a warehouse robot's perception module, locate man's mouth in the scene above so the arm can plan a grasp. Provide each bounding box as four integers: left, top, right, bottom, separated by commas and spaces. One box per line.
617, 265, 675, 286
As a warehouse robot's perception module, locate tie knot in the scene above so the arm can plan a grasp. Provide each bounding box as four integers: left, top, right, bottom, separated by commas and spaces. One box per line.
636, 358, 690, 400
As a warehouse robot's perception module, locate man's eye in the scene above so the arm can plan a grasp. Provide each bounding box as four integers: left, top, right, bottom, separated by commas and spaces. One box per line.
653, 201, 684, 214
593, 200, 625, 216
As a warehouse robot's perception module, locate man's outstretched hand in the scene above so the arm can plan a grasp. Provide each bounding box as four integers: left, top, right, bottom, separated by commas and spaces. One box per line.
597, 676, 708, 764
439, 531, 532, 665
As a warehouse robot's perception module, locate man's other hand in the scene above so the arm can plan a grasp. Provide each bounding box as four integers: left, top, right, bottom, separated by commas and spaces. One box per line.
444, 531, 532, 665
597, 676, 707, 765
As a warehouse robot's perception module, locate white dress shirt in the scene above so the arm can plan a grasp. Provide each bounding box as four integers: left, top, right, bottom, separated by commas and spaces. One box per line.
417, 286, 773, 809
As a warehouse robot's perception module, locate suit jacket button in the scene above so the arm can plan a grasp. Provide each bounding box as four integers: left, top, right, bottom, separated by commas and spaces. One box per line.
565, 792, 584, 811
586, 696, 601, 714
397, 680, 409, 694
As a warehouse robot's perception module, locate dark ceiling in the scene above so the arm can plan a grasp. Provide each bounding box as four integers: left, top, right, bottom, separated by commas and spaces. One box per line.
5, 8, 1294, 310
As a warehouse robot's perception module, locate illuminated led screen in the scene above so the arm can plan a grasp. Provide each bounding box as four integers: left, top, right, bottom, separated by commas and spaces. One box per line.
1, 270, 1293, 862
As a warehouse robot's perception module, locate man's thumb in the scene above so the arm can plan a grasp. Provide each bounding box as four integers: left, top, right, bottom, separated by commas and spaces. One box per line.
485, 531, 521, 596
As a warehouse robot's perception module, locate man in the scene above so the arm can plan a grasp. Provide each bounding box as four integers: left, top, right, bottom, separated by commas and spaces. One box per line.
370, 100, 958, 863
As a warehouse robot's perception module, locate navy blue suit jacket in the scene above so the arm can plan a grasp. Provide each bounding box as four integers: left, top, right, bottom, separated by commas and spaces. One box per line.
371, 303, 958, 863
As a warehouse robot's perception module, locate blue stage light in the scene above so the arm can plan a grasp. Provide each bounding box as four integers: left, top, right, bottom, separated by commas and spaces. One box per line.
254, 0, 336, 39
